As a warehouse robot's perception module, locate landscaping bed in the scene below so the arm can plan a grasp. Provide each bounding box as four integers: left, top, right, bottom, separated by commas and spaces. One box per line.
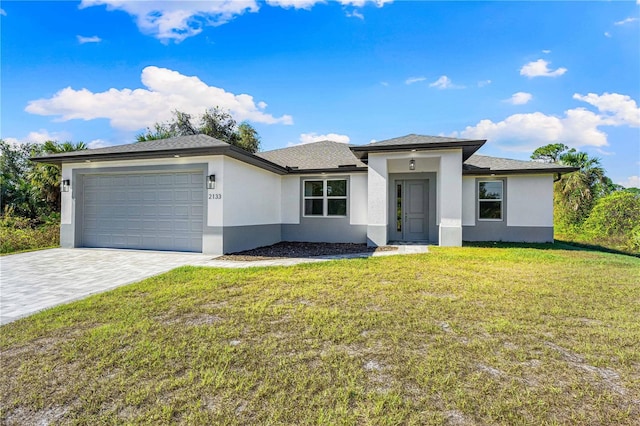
217, 241, 398, 261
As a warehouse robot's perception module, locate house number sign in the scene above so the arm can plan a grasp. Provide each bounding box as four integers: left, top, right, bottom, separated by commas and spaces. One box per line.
208, 193, 222, 200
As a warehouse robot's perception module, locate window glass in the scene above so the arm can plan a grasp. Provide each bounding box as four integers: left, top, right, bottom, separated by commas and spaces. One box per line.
479, 181, 502, 200
327, 180, 347, 197
478, 181, 503, 220
304, 181, 324, 197
479, 201, 502, 219
328, 199, 347, 216
304, 199, 324, 216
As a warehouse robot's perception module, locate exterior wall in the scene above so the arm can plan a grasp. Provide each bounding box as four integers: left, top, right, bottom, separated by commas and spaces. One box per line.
281, 173, 368, 244
462, 174, 554, 243
220, 157, 282, 253
366, 155, 389, 246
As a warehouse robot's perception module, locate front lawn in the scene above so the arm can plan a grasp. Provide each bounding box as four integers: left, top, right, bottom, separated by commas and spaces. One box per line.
1, 246, 639, 424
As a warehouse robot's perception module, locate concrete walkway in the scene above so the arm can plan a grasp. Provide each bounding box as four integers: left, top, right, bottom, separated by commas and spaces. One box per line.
0, 248, 211, 325
0, 245, 428, 325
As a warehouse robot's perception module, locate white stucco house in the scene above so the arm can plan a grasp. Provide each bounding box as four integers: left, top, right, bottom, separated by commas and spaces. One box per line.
34, 134, 576, 255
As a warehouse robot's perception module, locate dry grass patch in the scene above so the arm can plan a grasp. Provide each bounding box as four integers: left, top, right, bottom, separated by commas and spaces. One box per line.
1, 245, 639, 424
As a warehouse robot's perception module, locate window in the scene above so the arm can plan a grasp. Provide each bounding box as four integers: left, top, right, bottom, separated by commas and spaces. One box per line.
478, 180, 503, 220
304, 179, 347, 217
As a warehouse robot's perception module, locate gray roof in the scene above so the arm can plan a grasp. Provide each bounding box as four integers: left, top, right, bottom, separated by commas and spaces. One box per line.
364, 134, 480, 147
350, 133, 486, 161
257, 141, 366, 171
464, 154, 578, 174
34, 134, 229, 159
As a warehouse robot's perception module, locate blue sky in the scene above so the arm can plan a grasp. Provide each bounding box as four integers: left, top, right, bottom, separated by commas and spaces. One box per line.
1, 0, 639, 187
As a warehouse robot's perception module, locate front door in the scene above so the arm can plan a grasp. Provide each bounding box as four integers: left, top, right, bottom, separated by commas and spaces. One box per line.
393, 179, 428, 242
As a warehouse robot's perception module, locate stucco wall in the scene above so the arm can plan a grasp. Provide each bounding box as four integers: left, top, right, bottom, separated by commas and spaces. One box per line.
222, 157, 282, 226
461, 176, 476, 226
506, 174, 554, 227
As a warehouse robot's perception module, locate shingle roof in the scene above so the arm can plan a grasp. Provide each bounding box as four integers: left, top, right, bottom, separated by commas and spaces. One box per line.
350, 133, 486, 161
257, 141, 366, 171
34, 134, 229, 159
364, 134, 479, 147
463, 154, 578, 174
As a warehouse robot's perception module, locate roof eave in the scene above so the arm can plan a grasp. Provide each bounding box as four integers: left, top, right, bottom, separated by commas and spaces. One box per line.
462, 166, 579, 175
350, 140, 486, 161
286, 166, 368, 174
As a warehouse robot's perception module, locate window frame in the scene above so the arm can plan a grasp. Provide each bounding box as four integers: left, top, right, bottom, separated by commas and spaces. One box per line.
302, 178, 348, 218
477, 179, 504, 221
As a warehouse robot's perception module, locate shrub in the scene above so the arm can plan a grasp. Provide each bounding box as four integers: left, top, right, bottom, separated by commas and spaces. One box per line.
0, 209, 60, 254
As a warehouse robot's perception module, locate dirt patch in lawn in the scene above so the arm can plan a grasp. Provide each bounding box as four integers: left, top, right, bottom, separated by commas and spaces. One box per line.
216, 241, 397, 261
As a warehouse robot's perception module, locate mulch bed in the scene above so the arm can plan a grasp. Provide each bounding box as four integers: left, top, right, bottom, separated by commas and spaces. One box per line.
216, 241, 397, 261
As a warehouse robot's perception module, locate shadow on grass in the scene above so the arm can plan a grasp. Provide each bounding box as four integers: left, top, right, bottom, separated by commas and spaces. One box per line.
463, 240, 639, 258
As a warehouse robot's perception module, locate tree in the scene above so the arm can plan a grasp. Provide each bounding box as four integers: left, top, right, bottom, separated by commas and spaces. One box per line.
531, 143, 568, 163
1, 140, 86, 219
30, 141, 87, 214
136, 107, 261, 153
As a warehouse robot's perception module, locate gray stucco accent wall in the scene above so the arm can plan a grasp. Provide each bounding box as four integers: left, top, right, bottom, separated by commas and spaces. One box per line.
282, 221, 367, 244
462, 177, 554, 243
222, 224, 282, 254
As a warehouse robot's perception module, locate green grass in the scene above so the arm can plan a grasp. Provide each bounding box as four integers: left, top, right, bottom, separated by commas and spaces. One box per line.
2, 246, 639, 425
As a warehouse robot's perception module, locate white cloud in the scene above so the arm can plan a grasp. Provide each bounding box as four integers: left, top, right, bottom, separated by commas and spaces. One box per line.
604, 31, 612, 38
80, 0, 260, 42
297, 132, 350, 145
25, 66, 293, 132
477, 79, 492, 88
573, 92, 640, 127
380, 81, 389, 86
77, 35, 102, 44
81, 0, 392, 42
520, 59, 567, 78
614, 17, 638, 26
3, 129, 72, 147
405, 76, 426, 85
619, 176, 640, 189
346, 9, 364, 19
0, 8, 6, 16
266, 0, 323, 9
542, 49, 551, 54
453, 92, 639, 153
87, 139, 110, 149
506, 92, 533, 105
429, 75, 463, 90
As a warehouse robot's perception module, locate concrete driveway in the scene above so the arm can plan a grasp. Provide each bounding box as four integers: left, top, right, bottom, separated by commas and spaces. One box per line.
0, 248, 212, 325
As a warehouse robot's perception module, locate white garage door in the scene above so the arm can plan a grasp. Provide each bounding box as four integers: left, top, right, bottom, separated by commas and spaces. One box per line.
82, 172, 204, 252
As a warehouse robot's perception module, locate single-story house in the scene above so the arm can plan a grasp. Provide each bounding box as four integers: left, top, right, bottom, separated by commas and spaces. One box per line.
33, 134, 576, 255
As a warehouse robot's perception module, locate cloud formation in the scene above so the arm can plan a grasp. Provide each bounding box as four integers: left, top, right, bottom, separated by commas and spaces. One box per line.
405, 76, 426, 85
3, 129, 72, 147
506, 92, 533, 105
614, 17, 637, 26
520, 59, 567, 78
477, 79, 492, 88
25, 66, 293, 131
429, 75, 463, 89
454, 92, 639, 152
77, 35, 102, 44
619, 175, 640, 189
81, 0, 393, 42
0, 8, 6, 16
298, 132, 351, 144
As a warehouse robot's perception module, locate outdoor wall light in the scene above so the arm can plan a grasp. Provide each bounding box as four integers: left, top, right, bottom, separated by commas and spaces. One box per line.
409, 159, 416, 171
207, 174, 216, 189
61, 179, 71, 192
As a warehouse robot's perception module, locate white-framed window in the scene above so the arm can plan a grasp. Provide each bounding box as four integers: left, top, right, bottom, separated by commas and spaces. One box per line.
478, 180, 503, 220
303, 179, 348, 217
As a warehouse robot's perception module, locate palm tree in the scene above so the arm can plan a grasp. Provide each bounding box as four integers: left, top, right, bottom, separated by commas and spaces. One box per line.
29, 141, 87, 214
556, 149, 607, 225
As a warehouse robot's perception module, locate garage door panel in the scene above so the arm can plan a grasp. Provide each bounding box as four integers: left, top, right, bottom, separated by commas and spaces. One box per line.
82, 171, 204, 252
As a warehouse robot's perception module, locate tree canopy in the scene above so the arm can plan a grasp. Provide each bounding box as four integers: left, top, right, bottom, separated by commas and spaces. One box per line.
1, 140, 86, 220
137, 107, 261, 153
